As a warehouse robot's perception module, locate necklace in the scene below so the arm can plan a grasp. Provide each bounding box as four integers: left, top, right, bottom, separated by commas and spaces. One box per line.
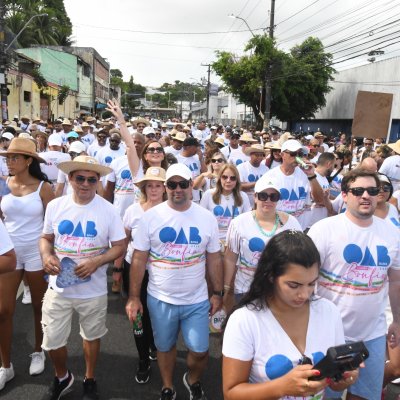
253, 211, 280, 237
223, 192, 232, 201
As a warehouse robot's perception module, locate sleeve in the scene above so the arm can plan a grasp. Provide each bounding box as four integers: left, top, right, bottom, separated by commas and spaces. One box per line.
200, 190, 211, 209
0, 220, 13, 254
379, 158, 389, 175
107, 162, 117, 183
43, 200, 55, 235
331, 194, 344, 214
133, 213, 151, 251
237, 164, 246, 182
222, 308, 255, 361
226, 217, 241, 255
206, 213, 222, 253
241, 192, 252, 212
56, 170, 66, 184
286, 215, 302, 231
307, 221, 327, 265
108, 209, 126, 242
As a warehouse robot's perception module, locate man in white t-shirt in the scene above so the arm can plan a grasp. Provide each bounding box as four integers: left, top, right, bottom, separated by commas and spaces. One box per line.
40, 156, 126, 400
258, 139, 324, 230
126, 163, 223, 400
164, 131, 185, 157
380, 140, 400, 191
308, 169, 400, 400
237, 144, 269, 207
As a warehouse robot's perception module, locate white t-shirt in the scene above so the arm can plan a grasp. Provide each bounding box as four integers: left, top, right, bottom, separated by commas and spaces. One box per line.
43, 194, 126, 299
0, 219, 14, 255
259, 167, 311, 230
308, 213, 400, 341
95, 146, 126, 186
308, 171, 330, 227
329, 170, 343, 199
56, 170, 72, 196
164, 146, 181, 157
227, 211, 301, 294
87, 141, 105, 158
237, 161, 269, 207
200, 189, 251, 241
80, 133, 95, 148
107, 155, 139, 217
385, 203, 400, 229
393, 190, 400, 211
176, 155, 201, 202
123, 203, 144, 264
40, 151, 71, 184
331, 192, 346, 214
222, 146, 250, 166
379, 155, 400, 191
133, 201, 220, 305
223, 298, 345, 399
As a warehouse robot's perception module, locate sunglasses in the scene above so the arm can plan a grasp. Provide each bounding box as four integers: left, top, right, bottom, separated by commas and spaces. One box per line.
146, 134, 156, 138
257, 192, 280, 202
146, 147, 163, 154
211, 158, 224, 163
285, 151, 304, 157
166, 180, 190, 190
75, 175, 98, 185
380, 184, 392, 193
221, 175, 237, 181
347, 186, 380, 196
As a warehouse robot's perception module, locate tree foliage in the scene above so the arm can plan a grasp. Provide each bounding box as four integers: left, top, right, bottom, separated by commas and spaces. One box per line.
4, 0, 72, 48
212, 35, 335, 127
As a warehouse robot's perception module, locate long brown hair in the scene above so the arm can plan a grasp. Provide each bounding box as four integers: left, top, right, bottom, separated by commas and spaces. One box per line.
212, 164, 243, 207
141, 139, 169, 172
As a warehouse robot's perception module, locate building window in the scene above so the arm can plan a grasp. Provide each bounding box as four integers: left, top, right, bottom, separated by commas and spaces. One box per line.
23, 91, 31, 102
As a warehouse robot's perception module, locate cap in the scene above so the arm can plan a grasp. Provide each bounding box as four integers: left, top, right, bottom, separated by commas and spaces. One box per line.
67, 131, 79, 139
255, 178, 280, 193
281, 140, 303, 152
143, 127, 156, 136
1, 132, 14, 140
48, 134, 63, 147
68, 141, 86, 154
305, 135, 314, 141
165, 163, 192, 181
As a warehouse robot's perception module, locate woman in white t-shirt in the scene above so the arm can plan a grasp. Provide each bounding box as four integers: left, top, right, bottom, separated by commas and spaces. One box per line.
122, 166, 167, 385
200, 163, 251, 245
193, 150, 226, 192
222, 230, 358, 400
223, 178, 301, 309
389, 189, 400, 213
374, 174, 399, 229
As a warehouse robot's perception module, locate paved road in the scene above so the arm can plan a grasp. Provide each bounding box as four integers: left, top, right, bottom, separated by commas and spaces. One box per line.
1, 279, 224, 400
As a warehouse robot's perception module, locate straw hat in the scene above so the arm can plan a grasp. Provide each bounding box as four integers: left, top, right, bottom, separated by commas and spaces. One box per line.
132, 118, 150, 127
62, 118, 72, 126
172, 131, 186, 142
214, 137, 225, 148
239, 132, 257, 143
74, 126, 83, 134
134, 167, 166, 187
388, 140, 400, 155
0, 138, 45, 163
31, 130, 48, 139
244, 143, 267, 156
264, 141, 281, 150
21, 114, 30, 120
58, 155, 112, 177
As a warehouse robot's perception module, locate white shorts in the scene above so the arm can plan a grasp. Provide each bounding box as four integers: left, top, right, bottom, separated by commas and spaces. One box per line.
14, 244, 43, 272
41, 289, 108, 351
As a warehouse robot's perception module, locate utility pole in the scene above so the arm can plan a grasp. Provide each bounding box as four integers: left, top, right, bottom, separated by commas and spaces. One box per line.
263, 0, 275, 130
0, 0, 8, 121
201, 63, 211, 121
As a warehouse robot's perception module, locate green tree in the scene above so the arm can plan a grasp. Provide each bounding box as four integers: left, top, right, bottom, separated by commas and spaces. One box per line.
110, 68, 124, 87
121, 76, 146, 113
212, 35, 335, 128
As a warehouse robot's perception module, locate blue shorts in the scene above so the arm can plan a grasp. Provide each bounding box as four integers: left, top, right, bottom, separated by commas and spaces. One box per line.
325, 335, 386, 400
147, 294, 210, 353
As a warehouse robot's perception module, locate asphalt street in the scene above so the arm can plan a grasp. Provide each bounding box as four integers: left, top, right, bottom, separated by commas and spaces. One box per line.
1, 279, 224, 400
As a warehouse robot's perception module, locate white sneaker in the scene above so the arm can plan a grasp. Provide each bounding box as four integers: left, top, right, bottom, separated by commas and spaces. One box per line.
22, 286, 32, 304
29, 351, 45, 376
0, 363, 15, 391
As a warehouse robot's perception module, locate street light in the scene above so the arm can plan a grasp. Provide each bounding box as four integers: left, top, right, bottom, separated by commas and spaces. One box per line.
6, 13, 48, 52
228, 14, 255, 38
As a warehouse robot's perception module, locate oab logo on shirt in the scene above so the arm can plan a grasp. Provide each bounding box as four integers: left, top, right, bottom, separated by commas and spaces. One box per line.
279, 186, 307, 201
213, 206, 239, 218
159, 227, 202, 245
58, 220, 98, 238
247, 174, 262, 182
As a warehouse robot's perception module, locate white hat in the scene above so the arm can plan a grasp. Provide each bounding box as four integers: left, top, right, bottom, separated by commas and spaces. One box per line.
305, 134, 314, 141
1, 132, 14, 140
210, 126, 217, 130
255, 178, 280, 193
48, 134, 63, 147
143, 127, 156, 136
165, 163, 192, 181
68, 141, 86, 154
281, 139, 303, 153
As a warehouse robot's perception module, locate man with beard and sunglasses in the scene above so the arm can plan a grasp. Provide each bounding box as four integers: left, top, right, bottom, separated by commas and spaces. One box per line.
126, 163, 223, 400
308, 169, 400, 400
257, 139, 324, 230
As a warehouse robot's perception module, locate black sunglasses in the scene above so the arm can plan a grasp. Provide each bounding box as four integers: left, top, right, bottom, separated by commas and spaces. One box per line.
347, 186, 380, 196
146, 147, 164, 154
380, 184, 392, 193
211, 158, 224, 163
166, 180, 190, 190
75, 175, 98, 185
257, 192, 280, 202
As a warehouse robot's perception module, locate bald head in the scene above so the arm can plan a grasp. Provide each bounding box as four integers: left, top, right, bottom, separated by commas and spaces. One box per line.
359, 157, 377, 173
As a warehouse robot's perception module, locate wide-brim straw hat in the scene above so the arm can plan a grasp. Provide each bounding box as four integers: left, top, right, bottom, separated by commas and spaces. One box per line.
132, 118, 150, 127
0, 137, 45, 163
388, 140, 400, 155
31, 130, 48, 139
134, 167, 166, 187
214, 137, 225, 147
264, 141, 281, 150
244, 143, 267, 155
58, 155, 112, 177
239, 132, 257, 143
172, 131, 186, 142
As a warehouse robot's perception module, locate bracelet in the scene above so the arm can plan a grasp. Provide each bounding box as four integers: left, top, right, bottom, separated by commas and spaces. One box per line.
213, 290, 225, 297
308, 175, 317, 181
113, 267, 123, 273
223, 284, 231, 291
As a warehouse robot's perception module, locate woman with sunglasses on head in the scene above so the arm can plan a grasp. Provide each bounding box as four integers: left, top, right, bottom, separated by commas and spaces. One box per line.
222, 230, 358, 400
223, 179, 301, 311
0, 138, 54, 390
123, 167, 167, 385
141, 140, 169, 175
193, 150, 226, 191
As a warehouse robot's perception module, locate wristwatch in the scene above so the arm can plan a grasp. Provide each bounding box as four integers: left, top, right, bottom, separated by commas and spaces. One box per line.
212, 290, 225, 297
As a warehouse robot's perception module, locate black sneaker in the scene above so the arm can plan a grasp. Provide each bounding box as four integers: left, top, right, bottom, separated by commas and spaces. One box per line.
160, 387, 176, 400
149, 348, 157, 361
135, 360, 150, 384
82, 378, 99, 400
46, 370, 74, 400
183, 372, 207, 400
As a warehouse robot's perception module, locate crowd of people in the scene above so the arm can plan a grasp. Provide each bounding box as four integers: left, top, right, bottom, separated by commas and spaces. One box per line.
0, 98, 399, 400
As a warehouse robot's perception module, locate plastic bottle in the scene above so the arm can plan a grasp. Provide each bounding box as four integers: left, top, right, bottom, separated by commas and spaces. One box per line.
295, 156, 311, 170
133, 312, 143, 337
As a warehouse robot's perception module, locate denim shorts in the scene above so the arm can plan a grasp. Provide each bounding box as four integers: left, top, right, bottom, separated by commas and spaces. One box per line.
325, 335, 386, 400
147, 294, 210, 353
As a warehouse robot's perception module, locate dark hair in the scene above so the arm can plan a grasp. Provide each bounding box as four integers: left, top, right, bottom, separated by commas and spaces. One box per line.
317, 151, 335, 166
233, 231, 320, 313
341, 169, 380, 193
378, 172, 393, 200
265, 149, 282, 168
141, 140, 168, 173
25, 156, 50, 182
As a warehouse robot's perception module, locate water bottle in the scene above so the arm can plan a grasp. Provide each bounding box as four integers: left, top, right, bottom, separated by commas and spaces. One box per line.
295, 156, 311, 170
133, 312, 143, 337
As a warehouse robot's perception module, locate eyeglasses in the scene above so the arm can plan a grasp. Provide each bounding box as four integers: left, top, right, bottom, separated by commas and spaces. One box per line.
221, 175, 237, 182
380, 184, 392, 193
146, 134, 156, 138
75, 175, 98, 185
166, 180, 190, 190
257, 192, 280, 202
285, 151, 304, 157
347, 186, 380, 196
211, 158, 224, 163
146, 147, 164, 154
5, 155, 22, 163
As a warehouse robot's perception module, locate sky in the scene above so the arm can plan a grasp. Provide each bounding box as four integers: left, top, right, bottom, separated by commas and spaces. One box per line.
64, 0, 400, 88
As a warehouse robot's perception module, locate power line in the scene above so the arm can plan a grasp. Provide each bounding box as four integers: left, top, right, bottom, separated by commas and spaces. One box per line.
275, 0, 322, 27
